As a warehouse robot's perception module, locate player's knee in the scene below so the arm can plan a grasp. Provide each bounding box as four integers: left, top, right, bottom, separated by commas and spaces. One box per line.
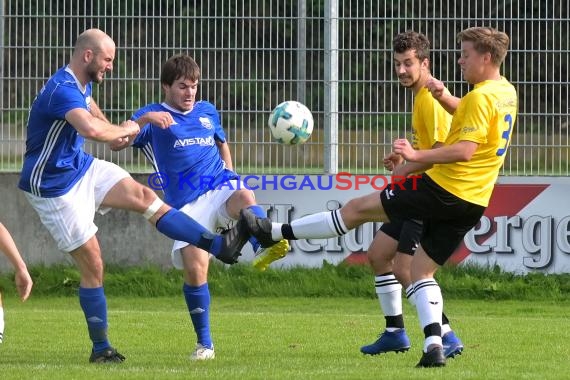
233, 189, 256, 206
119, 181, 159, 212
367, 250, 393, 272
343, 196, 376, 226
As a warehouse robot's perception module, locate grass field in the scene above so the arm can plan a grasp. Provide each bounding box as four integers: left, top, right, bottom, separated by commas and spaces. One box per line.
1, 296, 568, 379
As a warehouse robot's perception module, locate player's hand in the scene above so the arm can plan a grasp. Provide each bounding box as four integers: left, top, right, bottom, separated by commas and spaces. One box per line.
393, 138, 417, 161
115, 136, 130, 145
120, 120, 140, 136
145, 112, 177, 129
14, 268, 33, 301
426, 78, 446, 100
383, 152, 404, 171
392, 164, 410, 177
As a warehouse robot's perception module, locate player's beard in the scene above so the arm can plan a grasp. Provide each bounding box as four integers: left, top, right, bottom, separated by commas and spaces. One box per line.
398, 74, 421, 89
86, 62, 104, 84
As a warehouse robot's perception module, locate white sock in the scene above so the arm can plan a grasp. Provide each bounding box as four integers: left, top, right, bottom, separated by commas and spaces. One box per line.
375, 274, 403, 319
271, 224, 284, 241
274, 210, 348, 240
441, 323, 452, 336
405, 284, 416, 307
413, 279, 443, 352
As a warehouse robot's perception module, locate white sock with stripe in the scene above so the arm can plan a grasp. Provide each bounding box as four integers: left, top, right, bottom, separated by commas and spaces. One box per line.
273, 210, 349, 240
413, 278, 443, 352
375, 274, 403, 331
405, 284, 416, 307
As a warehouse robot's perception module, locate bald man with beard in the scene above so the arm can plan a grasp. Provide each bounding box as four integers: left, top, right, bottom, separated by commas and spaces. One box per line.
18, 28, 243, 363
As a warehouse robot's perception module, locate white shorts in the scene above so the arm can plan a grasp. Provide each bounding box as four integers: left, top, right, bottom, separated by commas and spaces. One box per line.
171, 179, 243, 269
24, 158, 130, 252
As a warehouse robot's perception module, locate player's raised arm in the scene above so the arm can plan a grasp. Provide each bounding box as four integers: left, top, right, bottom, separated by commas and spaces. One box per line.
66, 108, 140, 142
426, 78, 460, 114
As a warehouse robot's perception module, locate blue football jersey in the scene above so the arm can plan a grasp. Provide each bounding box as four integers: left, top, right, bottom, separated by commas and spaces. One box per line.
132, 101, 238, 209
18, 66, 94, 197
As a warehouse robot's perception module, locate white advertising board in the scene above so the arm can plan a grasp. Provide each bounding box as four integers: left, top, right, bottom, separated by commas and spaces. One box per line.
239, 174, 570, 274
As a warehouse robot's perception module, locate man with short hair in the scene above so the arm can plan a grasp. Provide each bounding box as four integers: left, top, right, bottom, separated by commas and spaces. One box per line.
359, 30, 463, 360
110, 54, 289, 360
239, 26, 517, 368
19, 29, 243, 363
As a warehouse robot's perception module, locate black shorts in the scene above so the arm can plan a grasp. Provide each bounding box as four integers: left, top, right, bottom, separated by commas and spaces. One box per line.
379, 219, 422, 255
380, 174, 485, 265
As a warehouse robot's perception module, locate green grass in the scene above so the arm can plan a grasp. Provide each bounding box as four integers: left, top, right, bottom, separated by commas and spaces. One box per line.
1, 296, 568, 379
2, 263, 569, 301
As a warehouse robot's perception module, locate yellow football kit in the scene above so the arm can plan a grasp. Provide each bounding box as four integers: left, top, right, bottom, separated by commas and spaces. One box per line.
426, 77, 517, 207
411, 86, 452, 149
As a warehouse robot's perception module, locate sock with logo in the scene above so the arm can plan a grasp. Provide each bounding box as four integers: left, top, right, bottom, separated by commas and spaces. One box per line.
413, 278, 443, 351
247, 205, 266, 251
184, 283, 212, 348
79, 286, 110, 353
276, 209, 348, 240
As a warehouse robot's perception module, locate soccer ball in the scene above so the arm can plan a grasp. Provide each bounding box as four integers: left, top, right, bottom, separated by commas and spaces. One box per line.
268, 101, 314, 145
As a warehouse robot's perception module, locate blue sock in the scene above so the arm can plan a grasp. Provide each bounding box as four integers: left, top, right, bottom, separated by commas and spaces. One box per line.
183, 283, 212, 348
156, 209, 222, 255
79, 287, 110, 353
247, 205, 266, 251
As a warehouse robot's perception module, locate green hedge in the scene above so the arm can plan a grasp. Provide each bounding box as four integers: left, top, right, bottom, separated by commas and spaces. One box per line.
1, 262, 569, 301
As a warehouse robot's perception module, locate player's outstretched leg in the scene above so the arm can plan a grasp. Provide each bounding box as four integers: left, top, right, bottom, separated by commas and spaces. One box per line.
216, 216, 251, 264
239, 208, 291, 270
244, 206, 290, 271
239, 208, 278, 247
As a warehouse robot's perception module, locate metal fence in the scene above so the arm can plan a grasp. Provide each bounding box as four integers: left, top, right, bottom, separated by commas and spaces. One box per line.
1, 0, 569, 175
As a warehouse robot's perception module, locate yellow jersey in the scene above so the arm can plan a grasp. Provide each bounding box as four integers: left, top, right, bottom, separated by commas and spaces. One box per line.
426, 77, 517, 207
411, 86, 452, 149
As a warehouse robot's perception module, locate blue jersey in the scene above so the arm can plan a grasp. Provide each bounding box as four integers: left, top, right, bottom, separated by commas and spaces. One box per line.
132, 101, 238, 209
18, 66, 94, 197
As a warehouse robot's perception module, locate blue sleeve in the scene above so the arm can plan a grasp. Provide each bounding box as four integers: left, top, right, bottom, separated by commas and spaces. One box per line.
131, 108, 152, 148
48, 82, 88, 119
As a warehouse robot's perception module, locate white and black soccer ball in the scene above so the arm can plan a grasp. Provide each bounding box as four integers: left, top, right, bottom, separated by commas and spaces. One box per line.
268, 100, 314, 145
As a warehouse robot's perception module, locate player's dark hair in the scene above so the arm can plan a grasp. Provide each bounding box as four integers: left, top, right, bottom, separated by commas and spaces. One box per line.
457, 27, 510, 66
392, 31, 431, 61
161, 54, 201, 85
